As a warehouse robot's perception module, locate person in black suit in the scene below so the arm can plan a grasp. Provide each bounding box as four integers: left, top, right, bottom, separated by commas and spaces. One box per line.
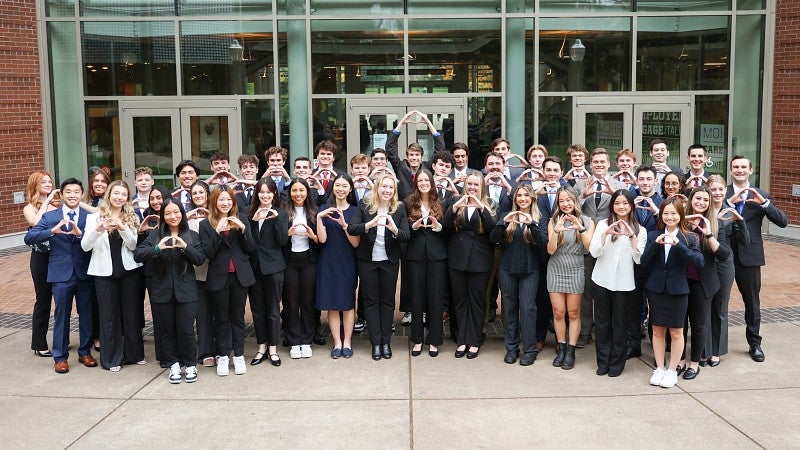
24, 178, 95, 374
385, 110, 446, 200
348, 174, 411, 361
449, 142, 480, 193
443, 173, 497, 359
641, 197, 704, 389
247, 178, 289, 367
199, 185, 257, 376
134, 197, 206, 384
233, 154, 260, 212
312, 140, 348, 208
724, 155, 788, 362
684, 144, 712, 189
649, 139, 684, 196
404, 169, 448, 357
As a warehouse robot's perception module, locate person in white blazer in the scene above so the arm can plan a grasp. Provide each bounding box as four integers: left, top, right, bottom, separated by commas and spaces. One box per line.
81, 180, 144, 371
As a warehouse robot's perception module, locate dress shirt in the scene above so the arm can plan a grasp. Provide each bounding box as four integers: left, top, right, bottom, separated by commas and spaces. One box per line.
371, 215, 389, 262
290, 207, 310, 252
589, 219, 647, 291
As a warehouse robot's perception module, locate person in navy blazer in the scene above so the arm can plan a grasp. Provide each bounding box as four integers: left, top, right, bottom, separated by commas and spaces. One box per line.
24, 178, 95, 373
724, 155, 788, 362
640, 197, 704, 388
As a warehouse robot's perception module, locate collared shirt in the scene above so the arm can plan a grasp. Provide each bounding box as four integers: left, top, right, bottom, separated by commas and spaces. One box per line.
663, 227, 679, 260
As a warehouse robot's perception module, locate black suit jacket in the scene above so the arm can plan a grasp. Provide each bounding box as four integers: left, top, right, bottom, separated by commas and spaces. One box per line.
347, 202, 411, 264
443, 199, 497, 272
641, 230, 704, 295
249, 207, 289, 275
404, 206, 448, 263
489, 218, 547, 274
724, 185, 788, 267
691, 231, 731, 299
199, 213, 257, 291
133, 229, 206, 303
234, 183, 256, 213
386, 131, 446, 199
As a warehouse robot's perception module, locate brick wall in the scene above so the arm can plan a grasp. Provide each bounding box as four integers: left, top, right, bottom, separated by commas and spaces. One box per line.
772, 0, 800, 225
0, 0, 43, 235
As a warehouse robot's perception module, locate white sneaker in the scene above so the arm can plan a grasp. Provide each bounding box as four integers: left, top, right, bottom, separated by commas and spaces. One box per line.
300, 344, 312, 358
216, 355, 230, 376
401, 312, 412, 325
185, 366, 198, 383
290, 345, 302, 359
660, 369, 679, 388
649, 367, 666, 386
233, 355, 247, 375
168, 362, 182, 384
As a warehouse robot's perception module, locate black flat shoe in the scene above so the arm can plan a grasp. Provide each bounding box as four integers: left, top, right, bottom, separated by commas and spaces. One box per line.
519, 353, 536, 366
250, 351, 265, 366
675, 364, 685, 376
313, 334, 326, 346
596, 367, 609, 376
699, 360, 708, 367
708, 358, 720, 367
504, 350, 519, 364
34, 349, 52, 358
372, 345, 382, 361
411, 344, 422, 357
683, 367, 700, 380
381, 344, 392, 359
454, 347, 466, 358
269, 353, 281, 367
429, 348, 438, 357
466, 347, 480, 359
625, 346, 642, 359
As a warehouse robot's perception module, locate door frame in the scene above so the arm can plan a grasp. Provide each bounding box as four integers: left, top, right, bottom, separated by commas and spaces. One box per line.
119, 99, 241, 187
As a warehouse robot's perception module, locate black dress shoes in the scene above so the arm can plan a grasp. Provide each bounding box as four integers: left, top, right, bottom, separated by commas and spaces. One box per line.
625, 346, 642, 359
504, 350, 519, 364
596, 367, 609, 376
683, 367, 700, 380
250, 352, 265, 365
455, 347, 467, 358
466, 347, 480, 359
34, 349, 52, 358
411, 344, 422, 357
313, 334, 327, 346
519, 353, 536, 366
708, 358, 720, 367
381, 344, 392, 359
749, 345, 765, 362
372, 345, 382, 361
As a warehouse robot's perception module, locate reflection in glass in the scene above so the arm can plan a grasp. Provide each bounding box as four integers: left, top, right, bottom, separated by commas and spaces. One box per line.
86, 101, 120, 180
355, 112, 399, 157
46, 0, 74, 16
635, 0, 729, 11
409, 19, 501, 94
80, 0, 174, 16
695, 95, 729, 177
277, 0, 306, 15
310, 0, 403, 15
467, 97, 502, 169
585, 112, 625, 152
738, 0, 765, 9
188, 116, 229, 179
640, 110, 683, 169
540, 18, 631, 92
732, 15, 764, 183
82, 22, 176, 96
637, 16, 729, 91
181, 21, 274, 95
241, 99, 277, 162
49, 21, 83, 178
132, 116, 176, 188
408, 0, 500, 14
537, 96, 573, 161
312, 99, 348, 172
179, 0, 271, 16
540, 0, 630, 12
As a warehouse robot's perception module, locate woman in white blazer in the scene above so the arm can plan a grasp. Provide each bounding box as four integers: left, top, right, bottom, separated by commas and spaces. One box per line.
81, 180, 144, 371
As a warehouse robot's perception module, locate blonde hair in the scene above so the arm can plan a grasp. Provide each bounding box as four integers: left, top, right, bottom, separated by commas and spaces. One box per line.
98, 180, 139, 231
365, 174, 400, 215
454, 173, 495, 233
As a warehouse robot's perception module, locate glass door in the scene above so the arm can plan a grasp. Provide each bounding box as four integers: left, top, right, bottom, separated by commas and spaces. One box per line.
634, 103, 693, 172
180, 107, 240, 181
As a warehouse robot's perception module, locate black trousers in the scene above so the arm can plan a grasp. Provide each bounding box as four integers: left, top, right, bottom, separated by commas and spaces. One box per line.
209, 273, 248, 357
195, 280, 218, 361
406, 258, 446, 347
283, 251, 317, 346
705, 260, 734, 357
580, 254, 597, 338
628, 265, 648, 351
535, 268, 551, 343
684, 279, 712, 362
151, 299, 197, 367
95, 272, 145, 368
733, 262, 762, 346
358, 260, 400, 346
594, 285, 631, 375
398, 260, 411, 313
498, 267, 539, 355
450, 269, 491, 348
485, 249, 501, 315
29, 251, 52, 351
145, 275, 165, 367
250, 272, 283, 346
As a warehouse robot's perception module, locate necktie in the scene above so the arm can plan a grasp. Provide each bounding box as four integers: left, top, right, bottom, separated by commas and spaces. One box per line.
594, 181, 602, 207
437, 184, 445, 198
321, 171, 330, 190
68, 211, 75, 221
736, 195, 745, 215
694, 178, 700, 188
246, 187, 253, 201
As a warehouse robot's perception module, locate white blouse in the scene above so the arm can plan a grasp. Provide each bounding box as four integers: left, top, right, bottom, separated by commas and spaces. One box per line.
589, 218, 647, 291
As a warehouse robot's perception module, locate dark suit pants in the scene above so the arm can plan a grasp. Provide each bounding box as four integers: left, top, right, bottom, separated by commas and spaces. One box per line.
209, 273, 248, 357
145, 275, 166, 367
250, 272, 283, 346
580, 254, 596, 338
705, 261, 734, 356
734, 262, 762, 346
594, 285, 630, 375
283, 251, 317, 346
498, 267, 539, 355
535, 270, 551, 343
407, 258, 445, 347
359, 260, 399, 346
684, 279, 712, 362
628, 266, 648, 351
29, 251, 52, 351
51, 273, 94, 362
151, 299, 198, 367
450, 269, 490, 348
195, 280, 219, 361
95, 273, 145, 369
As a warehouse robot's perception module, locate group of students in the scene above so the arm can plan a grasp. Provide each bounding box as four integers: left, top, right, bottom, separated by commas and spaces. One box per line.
23, 110, 787, 387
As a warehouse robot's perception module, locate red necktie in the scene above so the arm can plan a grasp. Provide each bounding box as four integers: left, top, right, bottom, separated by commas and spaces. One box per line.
322, 171, 330, 190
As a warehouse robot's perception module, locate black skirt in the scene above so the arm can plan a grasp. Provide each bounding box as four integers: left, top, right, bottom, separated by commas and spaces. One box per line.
647, 290, 688, 328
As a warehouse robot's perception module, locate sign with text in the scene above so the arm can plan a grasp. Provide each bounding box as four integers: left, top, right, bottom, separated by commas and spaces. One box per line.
596, 120, 624, 149
641, 111, 682, 168
700, 124, 726, 174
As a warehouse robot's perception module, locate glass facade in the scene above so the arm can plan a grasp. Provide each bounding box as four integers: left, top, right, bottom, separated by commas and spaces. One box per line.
40, 0, 770, 184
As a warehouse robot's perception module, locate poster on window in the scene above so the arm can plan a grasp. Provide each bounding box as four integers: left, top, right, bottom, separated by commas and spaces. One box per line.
640, 111, 682, 169
700, 124, 726, 174
199, 117, 221, 152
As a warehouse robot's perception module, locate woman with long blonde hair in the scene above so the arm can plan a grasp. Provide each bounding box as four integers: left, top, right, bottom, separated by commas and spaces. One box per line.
81, 180, 145, 371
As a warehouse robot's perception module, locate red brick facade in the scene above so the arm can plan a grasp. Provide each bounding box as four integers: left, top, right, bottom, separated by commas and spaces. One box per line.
772, 0, 800, 226
0, 1, 43, 235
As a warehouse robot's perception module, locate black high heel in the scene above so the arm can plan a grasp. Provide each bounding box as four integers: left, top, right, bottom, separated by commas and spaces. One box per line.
34, 349, 52, 358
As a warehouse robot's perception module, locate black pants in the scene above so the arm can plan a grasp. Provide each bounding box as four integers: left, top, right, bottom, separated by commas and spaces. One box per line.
145, 275, 165, 367
283, 251, 317, 346
406, 257, 446, 347
358, 260, 400, 346
535, 268, 551, 343
498, 267, 539, 355
209, 273, 248, 357
684, 279, 712, 362
95, 272, 145, 368
151, 299, 197, 367
485, 249, 501, 317
250, 272, 283, 346
580, 254, 596, 338
450, 269, 490, 348
628, 265, 648, 352
734, 262, 762, 346
398, 260, 411, 313
29, 251, 52, 351
195, 280, 218, 361
594, 285, 631, 375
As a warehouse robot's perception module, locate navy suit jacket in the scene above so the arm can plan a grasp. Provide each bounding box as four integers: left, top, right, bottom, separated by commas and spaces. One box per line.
641, 230, 704, 296
725, 185, 788, 267
25, 208, 91, 283
629, 187, 664, 233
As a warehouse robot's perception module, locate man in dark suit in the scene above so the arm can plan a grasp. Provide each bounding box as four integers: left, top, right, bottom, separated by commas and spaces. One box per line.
386, 110, 446, 200
536, 156, 568, 223
725, 155, 788, 362
264, 146, 292, 197
487, 138, 525, 182
24, 178, 96, 373
449, 142, 480, 193
234, 154, 260, 212
312, 140, 348, 208
649, 139, 684, 196
174, 160, 200, 212
684, 144, 712, 189
431, 151, 457, 204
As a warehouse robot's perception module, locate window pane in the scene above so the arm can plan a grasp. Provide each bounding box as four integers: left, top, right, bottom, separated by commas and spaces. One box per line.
46, 0, 74, 16
131, 116, 176, 188
80, 0, 175, 17
82, 22, 176, 96
408, 0, 500, 14
242, 99, 277, 162
409, 19, 502, 94
310, 0, 403, 15
86, 101, 121, 180
637, 16, 729, 91
640, 110, 684, 169
468, 97, 502, 169
731, 15, 764, 182
695, 95, 729, 177
737, 0, 765, 9
277, 0, 306, 14
537, 96, 573, 162
636, 0, 730, 11
312, 99, 348, 172
310, 20, 404, 95
49, 22, 83, 179
540, 0, 630, 12
179, 0, 271, 15
181, 21, 274, 95
540, 17, 631, 92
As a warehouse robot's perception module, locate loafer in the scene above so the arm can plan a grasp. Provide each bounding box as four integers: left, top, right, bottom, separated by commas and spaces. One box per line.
313, 334, 326, 346
330, 347, 342, 359
504, 350, 519, 364
54, 360, 69, 374
699, 360, 708, 367
342, 347, 353, 358
381, 344, 392, 359
675, 364, 684, 377
749, 345, 765, 362
78, 354, 98, 367
683, 367, 700, 380
708, 358, 720, 367
372, 345, 382, 361
466, 347, 480, 359
519, 353, 536, 366
454, 347, 467, 358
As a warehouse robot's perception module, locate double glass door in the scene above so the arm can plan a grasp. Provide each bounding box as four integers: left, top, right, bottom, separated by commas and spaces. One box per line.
120, 100, 241, 189
576, 96, 692, 171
